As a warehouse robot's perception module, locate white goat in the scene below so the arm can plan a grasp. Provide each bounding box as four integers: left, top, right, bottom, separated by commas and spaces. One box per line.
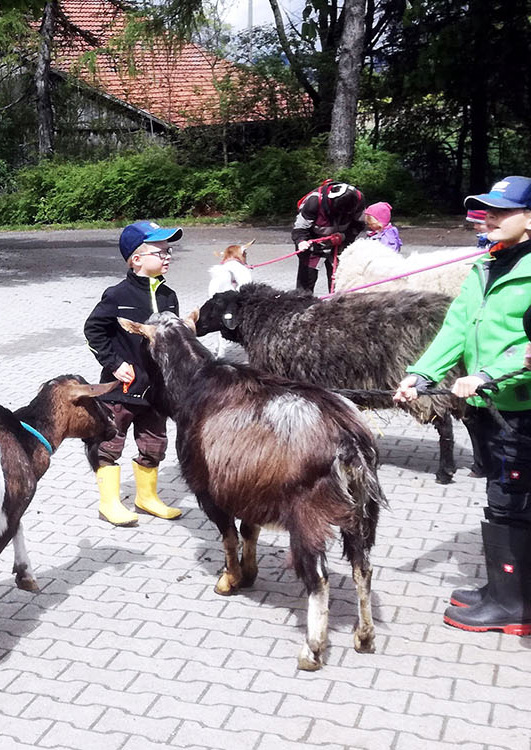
334, 238, 481, 298
208, 240, 254, 357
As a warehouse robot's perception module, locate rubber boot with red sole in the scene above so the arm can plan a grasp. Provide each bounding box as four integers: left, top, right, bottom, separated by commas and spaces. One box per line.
444, 521, 531, 635
450, 584, 488, 608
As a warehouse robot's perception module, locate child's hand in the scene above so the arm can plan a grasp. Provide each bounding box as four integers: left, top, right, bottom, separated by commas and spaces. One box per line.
451, 375, 485, 398
297, 240, 311, 252
113, 362, 135, 384
393, 375, 419, 402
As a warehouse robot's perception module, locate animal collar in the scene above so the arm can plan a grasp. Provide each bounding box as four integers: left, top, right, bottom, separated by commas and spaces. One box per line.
19, 422, 53, 455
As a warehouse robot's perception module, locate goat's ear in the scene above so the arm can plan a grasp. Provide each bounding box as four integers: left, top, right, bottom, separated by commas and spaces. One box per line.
68, 380, 120, 401
183, 308, 199, 333
118, 317, 156, 341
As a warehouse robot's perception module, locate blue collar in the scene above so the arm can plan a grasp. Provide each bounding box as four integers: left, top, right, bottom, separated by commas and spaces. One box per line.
19, 422, 53, 455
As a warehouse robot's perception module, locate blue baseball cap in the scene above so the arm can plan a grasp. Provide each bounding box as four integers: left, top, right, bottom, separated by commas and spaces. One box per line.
119, 221, 183, 260
465, 176, 531, 210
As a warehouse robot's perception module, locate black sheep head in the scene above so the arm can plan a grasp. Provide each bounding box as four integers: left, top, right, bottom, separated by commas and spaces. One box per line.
195, 290, 241, 341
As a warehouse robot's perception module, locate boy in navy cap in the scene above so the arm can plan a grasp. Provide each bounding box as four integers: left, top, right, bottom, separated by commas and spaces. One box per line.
84, 221, 183, 526
394, 176, 531, 635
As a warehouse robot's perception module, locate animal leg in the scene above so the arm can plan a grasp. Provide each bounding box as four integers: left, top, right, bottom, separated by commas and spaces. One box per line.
352, 562, 375, 653
432, 412, 456, 484
216, 523, 243, 595
291, 539, 329, 671
298, 574, 329, 672
216, 333, 227, 359
239, 521, 260, 588
462, 405, 487, 478
197, 492, 243, 595
12, 524, 38, 592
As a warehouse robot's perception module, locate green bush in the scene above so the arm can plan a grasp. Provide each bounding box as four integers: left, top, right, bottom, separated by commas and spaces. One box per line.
0, 140, 428, 226
0, 159, 15, 194
238, 143, 326, 216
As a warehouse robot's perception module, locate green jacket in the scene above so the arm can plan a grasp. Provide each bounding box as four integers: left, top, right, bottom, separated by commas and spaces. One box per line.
407, 246, 531, 411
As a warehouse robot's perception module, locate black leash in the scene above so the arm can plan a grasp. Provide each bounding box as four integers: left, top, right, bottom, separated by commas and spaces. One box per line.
334, 367, 531, 442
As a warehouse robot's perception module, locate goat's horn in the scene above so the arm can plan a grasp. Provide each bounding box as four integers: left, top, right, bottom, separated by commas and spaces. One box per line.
243, 239, 256, 250
183, 308, 199, 333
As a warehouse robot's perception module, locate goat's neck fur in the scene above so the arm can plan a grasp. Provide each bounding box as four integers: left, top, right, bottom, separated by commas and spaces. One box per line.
150, 318, 214, 415
235, 284, 316, 343
12, 403, 55, 480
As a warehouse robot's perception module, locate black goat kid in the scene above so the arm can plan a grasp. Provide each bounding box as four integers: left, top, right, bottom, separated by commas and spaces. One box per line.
0, 376, 117, 591
120, 312, 386, 671
193, 284, 466, 484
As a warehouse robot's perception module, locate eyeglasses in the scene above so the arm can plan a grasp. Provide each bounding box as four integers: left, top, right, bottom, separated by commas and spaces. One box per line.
138, 248, 173, 260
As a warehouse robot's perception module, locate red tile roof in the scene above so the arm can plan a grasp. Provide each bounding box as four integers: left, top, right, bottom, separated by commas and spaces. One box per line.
52, 0, 302, 127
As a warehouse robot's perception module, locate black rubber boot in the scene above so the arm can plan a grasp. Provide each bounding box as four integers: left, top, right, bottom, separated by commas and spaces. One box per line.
450, 584, 488, 608
444, 521, 531, 635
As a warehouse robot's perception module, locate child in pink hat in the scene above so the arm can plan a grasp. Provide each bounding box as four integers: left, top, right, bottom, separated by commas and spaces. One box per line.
465, 208, 490, 249
365, 201, 402, 253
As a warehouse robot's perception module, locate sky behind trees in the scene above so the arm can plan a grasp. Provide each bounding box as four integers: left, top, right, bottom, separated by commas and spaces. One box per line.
224, 0, 304, 30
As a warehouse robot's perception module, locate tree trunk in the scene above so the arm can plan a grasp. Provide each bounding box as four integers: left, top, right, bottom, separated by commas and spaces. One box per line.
327, 0, 366, 168
36, 1, 58, 158
454, 105, 469, 206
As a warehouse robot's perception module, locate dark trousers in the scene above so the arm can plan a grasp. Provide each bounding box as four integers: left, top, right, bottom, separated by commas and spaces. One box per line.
97, 402, 168, 469
296, 249, 334, 293
467, 406, 531, 524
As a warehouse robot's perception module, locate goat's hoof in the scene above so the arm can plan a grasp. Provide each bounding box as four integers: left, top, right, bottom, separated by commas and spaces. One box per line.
16, 576, 39, 592
354, 630, 375, 653
239, 569, 258, 588
214, 573, 240, 596
297, 642, 323, 671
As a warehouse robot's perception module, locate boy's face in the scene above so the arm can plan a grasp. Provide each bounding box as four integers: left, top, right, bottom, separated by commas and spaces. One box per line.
485, 208, 531, 246
131, 240, 173, 277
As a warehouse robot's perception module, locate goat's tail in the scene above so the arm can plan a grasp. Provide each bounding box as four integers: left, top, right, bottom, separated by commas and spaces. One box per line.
335, 433, 387, 565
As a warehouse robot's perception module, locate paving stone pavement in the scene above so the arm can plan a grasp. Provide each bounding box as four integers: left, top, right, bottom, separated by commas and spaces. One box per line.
0, 226, 530, 750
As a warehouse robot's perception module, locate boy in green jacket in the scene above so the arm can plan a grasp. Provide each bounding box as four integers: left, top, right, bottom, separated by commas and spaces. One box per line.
394, 175, 531, 635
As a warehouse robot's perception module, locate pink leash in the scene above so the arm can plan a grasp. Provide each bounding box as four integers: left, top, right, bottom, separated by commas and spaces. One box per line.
320, 248, 487, 300
248, 234, 343, 270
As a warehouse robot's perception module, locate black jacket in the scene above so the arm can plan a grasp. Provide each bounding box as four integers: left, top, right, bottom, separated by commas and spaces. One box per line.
291, 190, 366, 249
84, 270, 179, 406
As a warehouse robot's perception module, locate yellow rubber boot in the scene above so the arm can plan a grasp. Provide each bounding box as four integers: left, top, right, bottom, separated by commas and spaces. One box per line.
132, 462, 182, 520
97, 465, 138, 527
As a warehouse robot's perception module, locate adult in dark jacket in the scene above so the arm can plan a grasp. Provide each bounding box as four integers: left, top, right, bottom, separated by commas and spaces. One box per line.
291, 181, 365, 292
84, 220, 182, 526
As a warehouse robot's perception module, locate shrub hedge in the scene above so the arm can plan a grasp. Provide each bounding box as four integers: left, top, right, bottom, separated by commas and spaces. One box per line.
0, 140, 428, 226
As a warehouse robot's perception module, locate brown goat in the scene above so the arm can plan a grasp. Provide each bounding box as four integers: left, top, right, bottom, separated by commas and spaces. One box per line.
0, 376, 117, 591
120, 312, 386, 671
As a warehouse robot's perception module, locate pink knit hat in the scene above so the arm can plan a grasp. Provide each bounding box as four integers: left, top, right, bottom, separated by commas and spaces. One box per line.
365, 202, 392, 227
